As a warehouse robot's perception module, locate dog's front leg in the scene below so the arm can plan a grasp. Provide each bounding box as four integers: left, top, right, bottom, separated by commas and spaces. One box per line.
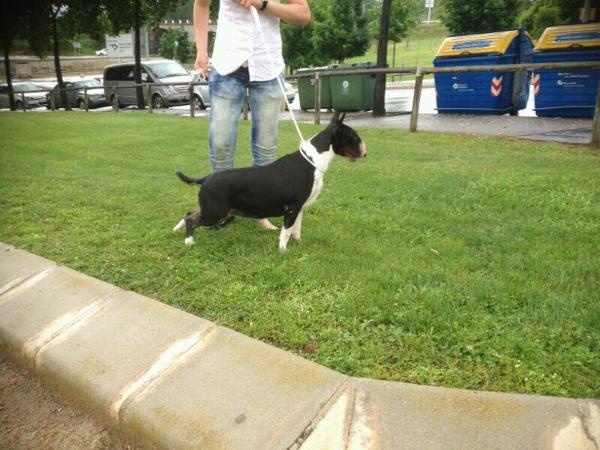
279, 207, 301, 252
292, 210, 303, 241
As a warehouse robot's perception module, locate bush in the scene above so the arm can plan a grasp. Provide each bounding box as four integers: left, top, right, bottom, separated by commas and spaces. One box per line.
159, 28, 192, 63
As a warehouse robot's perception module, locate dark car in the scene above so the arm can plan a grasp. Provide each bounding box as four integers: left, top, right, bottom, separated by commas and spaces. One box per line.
0, 82, 47, 109
46, 78, 108, 109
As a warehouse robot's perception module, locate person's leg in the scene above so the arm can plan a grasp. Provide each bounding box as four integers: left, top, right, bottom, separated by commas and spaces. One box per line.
208, 69, 247, 172
248, 74, 282, 167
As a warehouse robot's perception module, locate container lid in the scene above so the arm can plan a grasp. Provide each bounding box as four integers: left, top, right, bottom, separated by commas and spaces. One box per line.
436, 30, 519, 57
534, 23, 600, 50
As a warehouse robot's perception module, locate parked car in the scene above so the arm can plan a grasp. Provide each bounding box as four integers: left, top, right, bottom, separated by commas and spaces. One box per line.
284, 81, 296, 105
46, 78, 108, 109
95, 48, 107, 56
0, 82, 47, 109
103, 60, 210, 109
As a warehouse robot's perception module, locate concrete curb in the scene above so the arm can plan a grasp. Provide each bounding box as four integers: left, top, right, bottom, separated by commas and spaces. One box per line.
1, 243, 598, 449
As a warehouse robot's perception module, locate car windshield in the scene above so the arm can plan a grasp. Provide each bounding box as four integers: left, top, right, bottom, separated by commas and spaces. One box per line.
147, 61, 188, 78
74, 79, 102, 88
14, 83, 42, 92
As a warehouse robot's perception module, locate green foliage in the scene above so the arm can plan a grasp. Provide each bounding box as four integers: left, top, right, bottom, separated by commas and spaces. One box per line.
518, 0, 585, 38
1, 113, 600, 398
367, 0, 419, 43
313, 0, 370, 63
102, 0, 185, 35
282, 1, 330, 72
160, 28, 192, 63
439, 0, 527, 34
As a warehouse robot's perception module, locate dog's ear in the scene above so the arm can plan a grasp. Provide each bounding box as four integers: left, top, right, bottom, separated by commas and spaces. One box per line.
330, 110, 346, 126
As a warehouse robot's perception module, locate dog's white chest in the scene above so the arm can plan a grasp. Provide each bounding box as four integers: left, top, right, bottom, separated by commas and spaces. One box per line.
303, 171, 323, 209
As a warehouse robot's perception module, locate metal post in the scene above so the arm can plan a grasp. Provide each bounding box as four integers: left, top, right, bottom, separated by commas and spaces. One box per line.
189, 84, 195, 118
242, 89, 249, 120
147, 84, 153, 113
314, 72, 321, 125
409, 68, 424, 132
84, 87, 89, 112
50, 97, 56, 111
112, 87, 118, 112
21, 93, 26, 112
591, 86, 600, 149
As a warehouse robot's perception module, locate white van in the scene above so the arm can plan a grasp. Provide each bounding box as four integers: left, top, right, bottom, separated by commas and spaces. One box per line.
103, 60, 209, 109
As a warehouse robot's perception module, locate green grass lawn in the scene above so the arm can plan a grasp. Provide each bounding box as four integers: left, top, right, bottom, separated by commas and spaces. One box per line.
1, 112, 599, 399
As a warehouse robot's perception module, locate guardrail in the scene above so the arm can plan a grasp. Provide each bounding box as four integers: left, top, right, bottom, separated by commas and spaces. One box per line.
287, 61, 600, 148
4, 61, 600, 148
7, 81, 207, 118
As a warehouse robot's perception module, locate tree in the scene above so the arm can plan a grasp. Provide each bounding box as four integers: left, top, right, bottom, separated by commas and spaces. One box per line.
313, 0, 370, 63
20, 1, 103, 111
102, 0, 184, 109
439, 0, 527, 34
160, 28, 192, 63
1, 0, 24, 110
518, 0, 589, 38
281, 0, 330, 73
373, 0, 392, 117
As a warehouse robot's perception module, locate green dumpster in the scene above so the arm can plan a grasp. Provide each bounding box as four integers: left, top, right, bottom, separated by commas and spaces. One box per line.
296, 66, 332, 111
329, 62, 377, 111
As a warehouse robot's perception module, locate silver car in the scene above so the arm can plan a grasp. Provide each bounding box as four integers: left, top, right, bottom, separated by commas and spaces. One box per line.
0, 82, 47, 109
103, 60, 210, 110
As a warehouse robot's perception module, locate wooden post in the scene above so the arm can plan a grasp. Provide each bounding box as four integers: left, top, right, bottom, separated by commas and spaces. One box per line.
84, 87, 89, 112
409, 68, 423, 132
592, 86, 600, 149
50, 97, 56, 111
314, 72, 321, 125
147, 84, 153, 113
189, 84, 195, 118
242, 89, 249, 120
112, 87, 118, 112
21, 93, 26, 112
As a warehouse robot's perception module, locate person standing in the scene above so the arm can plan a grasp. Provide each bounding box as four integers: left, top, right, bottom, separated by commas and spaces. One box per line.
193, 0, 310, 229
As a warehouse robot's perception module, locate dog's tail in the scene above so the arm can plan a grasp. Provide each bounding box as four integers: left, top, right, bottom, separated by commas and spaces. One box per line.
176, 171, 206, 185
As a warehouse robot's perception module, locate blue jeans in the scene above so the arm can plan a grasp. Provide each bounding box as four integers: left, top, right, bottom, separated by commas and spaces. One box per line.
208, 67, 282, 172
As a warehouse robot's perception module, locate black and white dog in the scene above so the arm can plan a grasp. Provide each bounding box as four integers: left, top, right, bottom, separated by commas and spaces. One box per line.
173, 111, 367, 251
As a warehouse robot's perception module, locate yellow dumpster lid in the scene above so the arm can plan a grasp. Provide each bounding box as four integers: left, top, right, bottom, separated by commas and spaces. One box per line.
436, 30, 519, 57
534, 23, 600, 50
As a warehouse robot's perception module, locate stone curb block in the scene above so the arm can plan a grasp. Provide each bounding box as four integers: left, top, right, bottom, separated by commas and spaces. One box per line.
121, 326, 346, 450
1, 243, 599, 450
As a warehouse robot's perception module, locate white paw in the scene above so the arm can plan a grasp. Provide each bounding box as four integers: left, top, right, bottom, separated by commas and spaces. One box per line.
173, 219, 185, 233
279, 244, 288, 252
292, 232, 301, 241
184, 236, 195, 246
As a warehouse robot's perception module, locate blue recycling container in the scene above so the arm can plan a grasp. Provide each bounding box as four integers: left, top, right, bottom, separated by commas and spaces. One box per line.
433, 29, 534, 115
532, 23, 600, 118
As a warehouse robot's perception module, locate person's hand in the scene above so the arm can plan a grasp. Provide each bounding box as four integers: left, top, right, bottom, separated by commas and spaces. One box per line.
233, 0, 261, 9
194, 52, 209, 78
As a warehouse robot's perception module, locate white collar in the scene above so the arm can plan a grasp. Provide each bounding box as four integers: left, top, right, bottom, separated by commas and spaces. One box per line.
299, 139, 335, 174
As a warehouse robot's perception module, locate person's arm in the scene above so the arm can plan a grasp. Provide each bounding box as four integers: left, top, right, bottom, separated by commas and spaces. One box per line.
233, 0, 311, 26
193, 0, 211, 75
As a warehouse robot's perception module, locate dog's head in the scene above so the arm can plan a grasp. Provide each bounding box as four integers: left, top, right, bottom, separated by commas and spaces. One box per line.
327, 111, 367, 162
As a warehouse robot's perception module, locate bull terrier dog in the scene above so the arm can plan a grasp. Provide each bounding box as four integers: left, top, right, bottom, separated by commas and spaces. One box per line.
173, 111, 367, 251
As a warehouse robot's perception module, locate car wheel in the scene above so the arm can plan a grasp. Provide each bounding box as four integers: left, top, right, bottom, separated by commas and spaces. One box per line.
152, 94, 166, 109
78, 99, 86, 110
193, 95, 206, 110
110, 94, 122, 109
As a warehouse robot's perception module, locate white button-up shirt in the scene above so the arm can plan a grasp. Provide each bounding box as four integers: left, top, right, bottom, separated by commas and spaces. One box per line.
211, 0, 284, 82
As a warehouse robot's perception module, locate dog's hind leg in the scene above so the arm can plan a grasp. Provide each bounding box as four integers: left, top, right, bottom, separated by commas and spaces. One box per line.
173, 210, 194, 233
184, 210, 202, 246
